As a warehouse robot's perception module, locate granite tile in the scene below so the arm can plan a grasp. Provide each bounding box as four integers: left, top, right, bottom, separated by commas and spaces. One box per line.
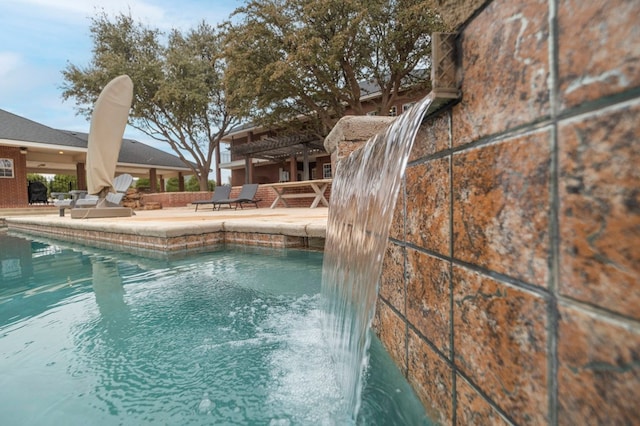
409, 112, 450, 162
406, 157, 450, 257
455, 0, 550, 147
374, 299, 407, 375
379, 243, 405, 315
406, 248, 451, 355
557, 0, 640, 110
453, 129, 551, 287
558, 102, 640, 319
453, 266, 548, 424
389, 179, 405, 241
557, 303, 640, 425
456, 376, 511, 426
407, 329, 453, 425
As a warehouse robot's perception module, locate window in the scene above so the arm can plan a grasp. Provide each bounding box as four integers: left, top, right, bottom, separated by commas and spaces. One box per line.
402, 102, 416, 113
0, 159, 14, 178
389, 106, 397, 117
322, 163, 332, 179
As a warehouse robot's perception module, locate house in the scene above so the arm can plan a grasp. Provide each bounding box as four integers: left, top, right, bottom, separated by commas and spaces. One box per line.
219, 78, 430, 186
0, 108, 192, 208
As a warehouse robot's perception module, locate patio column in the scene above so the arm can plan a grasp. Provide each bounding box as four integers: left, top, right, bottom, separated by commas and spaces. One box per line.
302, 145, 309, 181
159, 175, 165, 192
149, 168, 157, 192
178, 172, 185, 191
76, 162, 86, 190
289, 156, 297, 182
245, 157, 255, 184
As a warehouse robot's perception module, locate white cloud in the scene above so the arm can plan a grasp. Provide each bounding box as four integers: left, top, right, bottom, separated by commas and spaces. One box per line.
3, 0, 165, 21
0, 52, 22, 80
0, 0, 241, 166
1, 0, 237, 32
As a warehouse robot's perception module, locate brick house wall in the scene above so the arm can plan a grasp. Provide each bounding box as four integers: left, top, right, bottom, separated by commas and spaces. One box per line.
0, 146, 29, 208
142, 185, 331, 209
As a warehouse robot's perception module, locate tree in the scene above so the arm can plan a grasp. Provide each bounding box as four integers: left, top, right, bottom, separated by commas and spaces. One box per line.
165, 177, 180, 192
27, 173, 47, 184
50, 175, 77, 193
186, 175, 215, 191
222, 0, 444, 135
61, 13, 238, 189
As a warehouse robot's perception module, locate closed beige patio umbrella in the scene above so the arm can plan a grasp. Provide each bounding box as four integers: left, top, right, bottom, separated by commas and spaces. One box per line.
86, 75, 134, 198
71, 75, 134, 219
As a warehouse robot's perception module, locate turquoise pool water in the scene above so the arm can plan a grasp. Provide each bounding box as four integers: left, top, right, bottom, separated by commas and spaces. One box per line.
0, 234, 430, 425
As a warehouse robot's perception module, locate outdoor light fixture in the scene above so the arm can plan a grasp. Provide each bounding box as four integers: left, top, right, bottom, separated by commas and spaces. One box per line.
19, 147, 27, 154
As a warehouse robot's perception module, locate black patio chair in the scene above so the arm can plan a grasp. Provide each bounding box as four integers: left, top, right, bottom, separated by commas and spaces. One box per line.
213, 184, 260, 210
192, 185, 232, 211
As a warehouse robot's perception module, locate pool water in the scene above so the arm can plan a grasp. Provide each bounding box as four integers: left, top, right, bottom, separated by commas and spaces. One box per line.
0, 234, 430, 425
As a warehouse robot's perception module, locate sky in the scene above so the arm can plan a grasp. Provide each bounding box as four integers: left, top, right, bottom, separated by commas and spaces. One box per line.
0, 0, 243, 173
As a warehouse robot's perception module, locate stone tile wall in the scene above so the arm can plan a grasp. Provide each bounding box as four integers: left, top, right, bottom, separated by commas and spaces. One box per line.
372, 0, 640, 424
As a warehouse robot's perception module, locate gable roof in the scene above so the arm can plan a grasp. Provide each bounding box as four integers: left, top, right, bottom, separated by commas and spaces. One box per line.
0, 108, 86, 148
61, 131, 190, 169
0, 108, 191, 170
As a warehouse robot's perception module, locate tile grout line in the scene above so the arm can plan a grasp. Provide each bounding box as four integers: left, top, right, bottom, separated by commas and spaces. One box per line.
448, 109, 458, 425
548, 0, 560, 424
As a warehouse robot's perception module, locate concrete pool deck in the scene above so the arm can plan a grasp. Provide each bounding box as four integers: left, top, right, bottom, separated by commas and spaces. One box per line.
4, 206, 329, 254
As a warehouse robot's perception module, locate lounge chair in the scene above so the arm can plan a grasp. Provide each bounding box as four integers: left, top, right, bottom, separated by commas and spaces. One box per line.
55, 174, 133, 215
192, 185, 232, 211
75, 173, 133, 208
213, 184, 260, 210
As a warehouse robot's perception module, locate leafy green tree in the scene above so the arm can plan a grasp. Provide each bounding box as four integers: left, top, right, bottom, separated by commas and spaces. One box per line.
186, 175, 215, 191
50, 175, 77, 193
61, 13, 237, 189
135, 177, 157, 190
222, 0, 444, 135
27, 173, 47, 184
165, 177, 180, 192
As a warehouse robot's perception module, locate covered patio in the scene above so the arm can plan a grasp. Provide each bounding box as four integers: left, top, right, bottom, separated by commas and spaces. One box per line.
221, 126, 332, 185
0, 109, 192, 208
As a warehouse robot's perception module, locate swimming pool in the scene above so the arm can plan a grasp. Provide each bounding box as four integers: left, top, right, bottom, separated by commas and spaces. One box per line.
0, 233, 430, 425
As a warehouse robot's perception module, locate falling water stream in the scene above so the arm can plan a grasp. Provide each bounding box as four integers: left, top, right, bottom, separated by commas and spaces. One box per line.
321, 94, 435, 419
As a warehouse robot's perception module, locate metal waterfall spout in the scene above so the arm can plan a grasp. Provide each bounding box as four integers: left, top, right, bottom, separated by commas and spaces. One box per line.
321, 93, 435, 419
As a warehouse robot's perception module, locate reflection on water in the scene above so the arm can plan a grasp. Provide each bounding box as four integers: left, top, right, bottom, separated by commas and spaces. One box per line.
91, 260, 130, 339
0, 234, 429, 425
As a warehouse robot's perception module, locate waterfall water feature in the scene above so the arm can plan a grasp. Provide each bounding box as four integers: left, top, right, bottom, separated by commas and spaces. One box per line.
321, 93, 435, 419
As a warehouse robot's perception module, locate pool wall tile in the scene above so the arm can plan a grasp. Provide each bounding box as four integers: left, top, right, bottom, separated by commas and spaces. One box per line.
406, 248, 450, 355
365, 0, 640, 422
557, 0, 640, 110
455, 377, 511, 426
406, 157, 450, 257
557, 303, 640, 425
454, 0, 550, 148
453, 266, 549, 424
379, 243, 405, 315
409, 113, 450, 162
407, 328, 454, 425
374, 299, 407, 376
452, 129, 552, 288
389, 185, 404, 241
558, 101, 640, 320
